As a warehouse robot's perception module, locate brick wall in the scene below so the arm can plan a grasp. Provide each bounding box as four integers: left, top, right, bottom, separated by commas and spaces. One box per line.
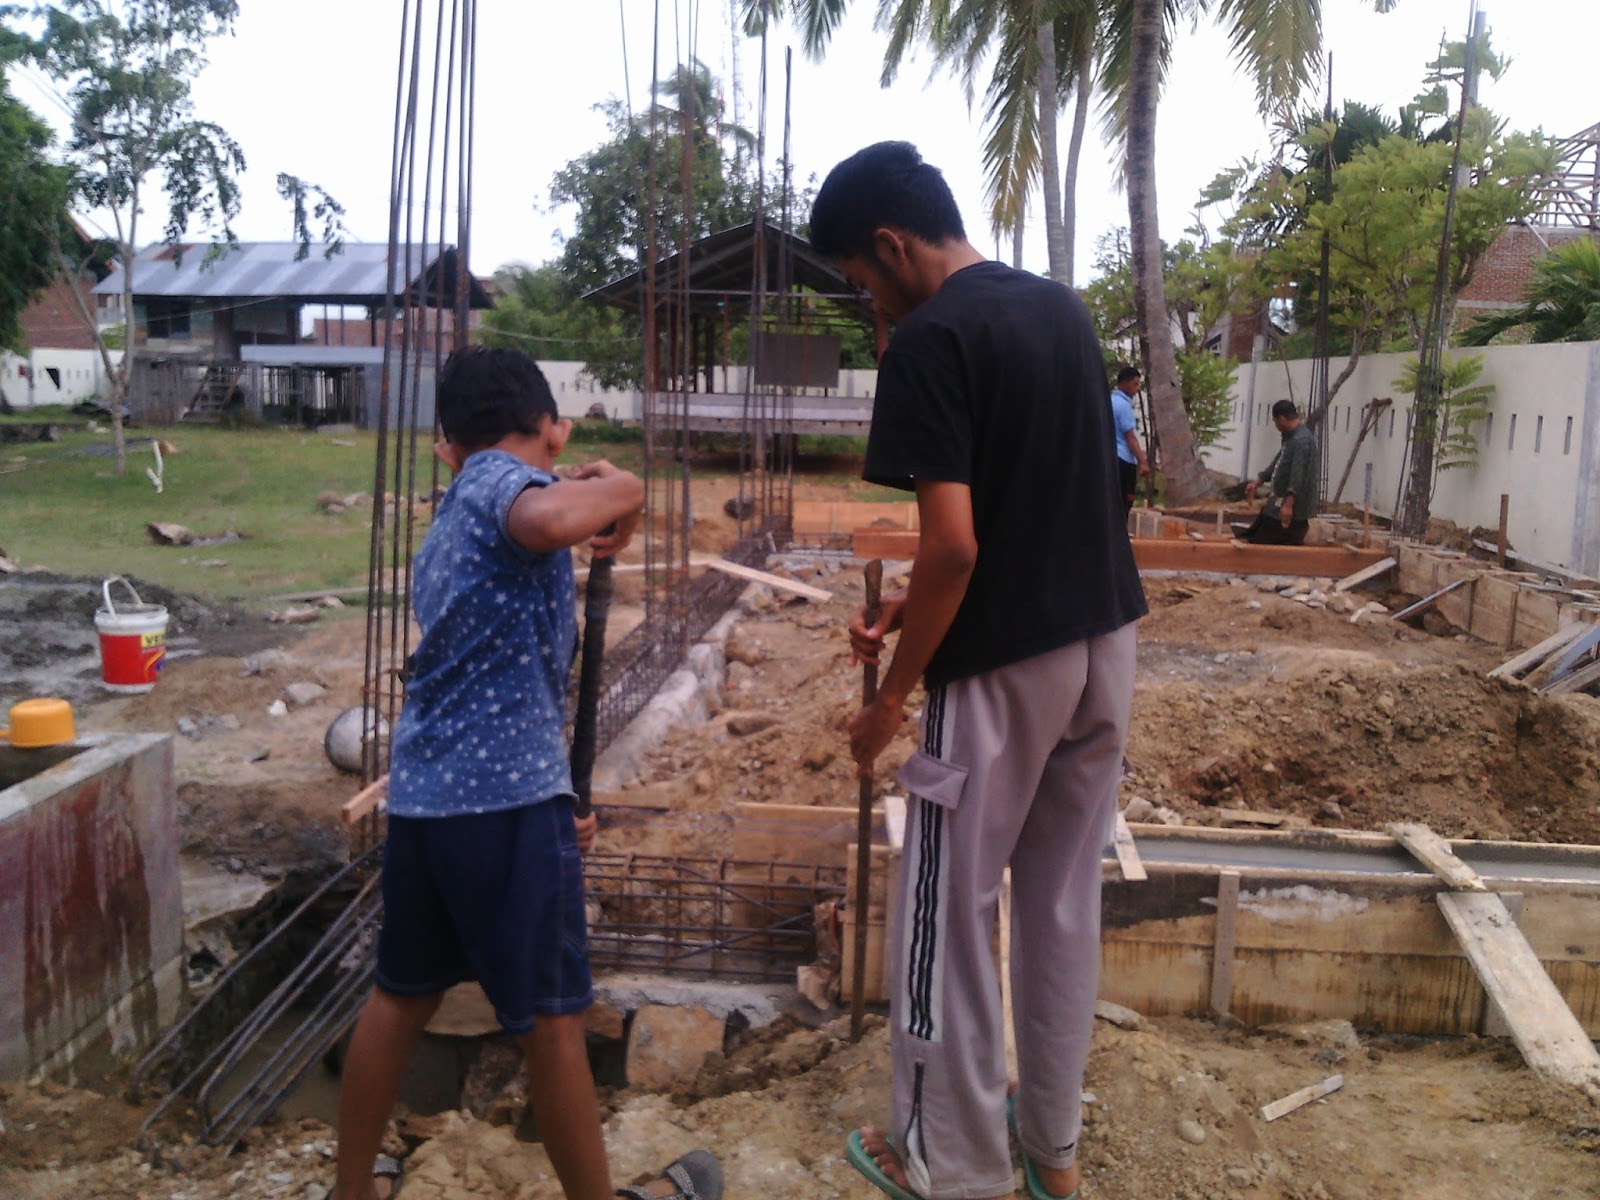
19, 273, 101, 351
1457, 225, 1594, 312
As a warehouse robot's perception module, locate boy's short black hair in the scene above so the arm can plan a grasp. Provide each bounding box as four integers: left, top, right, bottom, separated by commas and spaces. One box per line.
437, 345, 559, 450
1116, 365, 1142, 385
1271, 399, 1299, 420
809, 141, 966, 262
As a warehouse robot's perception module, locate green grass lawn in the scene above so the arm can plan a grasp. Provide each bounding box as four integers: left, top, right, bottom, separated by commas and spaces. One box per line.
0, 420, 675, 605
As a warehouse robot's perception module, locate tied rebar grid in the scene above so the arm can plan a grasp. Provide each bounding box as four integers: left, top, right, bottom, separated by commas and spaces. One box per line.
585, 854, 845, 983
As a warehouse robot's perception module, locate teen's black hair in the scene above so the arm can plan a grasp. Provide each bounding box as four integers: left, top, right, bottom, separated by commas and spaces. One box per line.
809, 141, 966, 262
1271, 399, 1299, 420
1116, 365, 1142, 385
437, 345, 559, 450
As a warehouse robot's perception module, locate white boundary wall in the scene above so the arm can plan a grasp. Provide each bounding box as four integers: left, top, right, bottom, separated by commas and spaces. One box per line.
538, 360, 880, 423
0, 348, 120, 409
1206, 342, 1600, 577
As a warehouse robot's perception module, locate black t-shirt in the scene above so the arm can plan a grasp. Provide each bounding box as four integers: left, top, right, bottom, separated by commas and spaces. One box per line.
863, 260, 1147, 687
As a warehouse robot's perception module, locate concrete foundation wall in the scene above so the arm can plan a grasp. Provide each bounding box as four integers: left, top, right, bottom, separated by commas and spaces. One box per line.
0, 734, 184, 1081
1208, 342, 1600, 577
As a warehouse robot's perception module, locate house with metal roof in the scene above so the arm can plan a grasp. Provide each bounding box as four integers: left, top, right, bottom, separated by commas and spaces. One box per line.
92, 241, 489, 426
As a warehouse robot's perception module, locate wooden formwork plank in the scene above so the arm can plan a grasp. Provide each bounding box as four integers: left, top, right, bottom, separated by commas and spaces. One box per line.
1437, 891, 1600, 1093
1261, 1075, 1344, 1122
1209, 869, 1241, 1017
340, 775, 388, 825
732, 802, 876, 867
694, 556, 833, 602
1387, 822, 1488, 891
849, 529, 1390, 576
1112, 813, 1147, 881
1333, 556, 1396, 592
1489, 622, 1588, 679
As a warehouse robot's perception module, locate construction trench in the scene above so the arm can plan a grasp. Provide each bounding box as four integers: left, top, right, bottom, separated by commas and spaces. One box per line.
7, 7, 1600, 1200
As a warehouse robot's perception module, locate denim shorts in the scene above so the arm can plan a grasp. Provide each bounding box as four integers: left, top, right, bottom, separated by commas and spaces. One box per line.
375, 800, 593, 1033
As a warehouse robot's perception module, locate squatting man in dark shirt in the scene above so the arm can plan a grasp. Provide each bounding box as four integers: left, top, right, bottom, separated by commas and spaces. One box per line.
1241, 400, 1320, 546
810, 140, 1146, 1200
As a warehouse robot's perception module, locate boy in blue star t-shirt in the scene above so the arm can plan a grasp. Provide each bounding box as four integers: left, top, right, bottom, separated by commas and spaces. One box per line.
334, 347, 723, 1200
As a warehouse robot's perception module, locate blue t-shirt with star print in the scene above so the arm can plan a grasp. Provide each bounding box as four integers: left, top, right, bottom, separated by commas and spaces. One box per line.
386, 449, 579, 818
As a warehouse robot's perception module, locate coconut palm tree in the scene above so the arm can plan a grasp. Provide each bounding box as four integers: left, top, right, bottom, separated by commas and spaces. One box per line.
1099, 0, 1399, 504
742, 0, 1100, 285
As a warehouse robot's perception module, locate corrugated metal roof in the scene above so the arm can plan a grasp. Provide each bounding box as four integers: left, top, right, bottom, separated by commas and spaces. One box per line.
93, 241, 489, 306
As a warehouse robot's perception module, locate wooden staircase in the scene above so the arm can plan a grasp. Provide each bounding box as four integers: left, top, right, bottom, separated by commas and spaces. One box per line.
182, 363, 245, 423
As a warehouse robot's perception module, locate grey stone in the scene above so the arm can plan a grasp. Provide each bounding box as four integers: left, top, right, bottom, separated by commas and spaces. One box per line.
1319, 799, 1344, 821
283, 682, 328, 708
1122, 796, 1156, 823
1227, 1167, 1254, 1187
726, 712, 778, 737
1177, 1118, 1207, 1145
176, 716, 199, 737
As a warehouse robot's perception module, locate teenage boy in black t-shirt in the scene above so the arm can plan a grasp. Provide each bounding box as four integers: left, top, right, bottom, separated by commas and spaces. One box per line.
813, 142, 1146, 1200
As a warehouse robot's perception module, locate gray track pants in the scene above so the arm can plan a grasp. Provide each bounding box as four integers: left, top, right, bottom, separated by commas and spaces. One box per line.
888, 624, 1137, 1200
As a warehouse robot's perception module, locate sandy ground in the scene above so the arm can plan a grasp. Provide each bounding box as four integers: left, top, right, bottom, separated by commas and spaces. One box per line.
6, 477, 1600, 1198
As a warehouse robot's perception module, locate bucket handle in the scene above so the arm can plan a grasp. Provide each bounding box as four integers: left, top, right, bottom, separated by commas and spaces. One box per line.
102, 575, 146, 616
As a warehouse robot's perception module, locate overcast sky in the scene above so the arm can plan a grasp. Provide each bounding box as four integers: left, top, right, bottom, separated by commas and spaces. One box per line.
11, 1, 1597, 284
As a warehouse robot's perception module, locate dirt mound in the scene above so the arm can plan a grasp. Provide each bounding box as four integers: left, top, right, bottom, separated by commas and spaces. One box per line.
1129, 660, 1600, 842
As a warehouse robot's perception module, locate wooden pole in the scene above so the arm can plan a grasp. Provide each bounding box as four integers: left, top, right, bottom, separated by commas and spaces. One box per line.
1497, 494, 1510, 567
850, 559, 884, 1042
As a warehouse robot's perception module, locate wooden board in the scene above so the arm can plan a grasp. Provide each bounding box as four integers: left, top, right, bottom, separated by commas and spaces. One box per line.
693, 556, 833, 602
1437, 891, 1600, 1093
340, 775, 388, 825
1112, 813, 1147, 881
851, 528, 1391, 577
1487, 621, 1588, 679
731, 802, 878, 867
1261, 1074, 1344, 1121
1482, 892, 1523, 1039
1333, 556, 1396, 593
1209, 869, 1240, 1017
1546, 657, 1600, 696
1216, 809, 1288, 827
1386, 822, 1487, 891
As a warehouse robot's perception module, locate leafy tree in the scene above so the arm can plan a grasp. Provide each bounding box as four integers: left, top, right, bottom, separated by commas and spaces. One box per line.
4, 0, 345, 473
742, 0, 1102, 284
478, 263, 638, 390
0, 72, 73, 367
1460, 237, 1600, 346
1100, 0, 1400, 506
1393, 352, 1494, 512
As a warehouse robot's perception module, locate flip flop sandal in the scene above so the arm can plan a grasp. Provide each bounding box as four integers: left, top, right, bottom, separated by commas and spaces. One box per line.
616, 1149, 724, 1200
845, 1129, 926, 1200
373, 1154, 404, 1198
1007, 1095, 1080, 1200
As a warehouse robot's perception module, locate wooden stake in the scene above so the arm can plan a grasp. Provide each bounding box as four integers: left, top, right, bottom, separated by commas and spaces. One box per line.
850, 559, 884, 1042
1209, 869, 1241, 1017
1497, 494, 1510, 567
1261, 1074, 1344, 1122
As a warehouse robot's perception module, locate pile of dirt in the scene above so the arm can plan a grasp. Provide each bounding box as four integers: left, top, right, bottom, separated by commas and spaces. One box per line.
1128, 659, 1600, 843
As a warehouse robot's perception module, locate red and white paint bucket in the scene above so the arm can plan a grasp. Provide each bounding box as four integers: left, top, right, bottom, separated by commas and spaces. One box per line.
95, 576, 168, 693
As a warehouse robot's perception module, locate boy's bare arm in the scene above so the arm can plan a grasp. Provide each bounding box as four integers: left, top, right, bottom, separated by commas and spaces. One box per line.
507, 462, 644, 555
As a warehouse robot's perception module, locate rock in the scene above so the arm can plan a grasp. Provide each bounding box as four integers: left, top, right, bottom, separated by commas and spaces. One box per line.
586, 1000, 626, 1040
284, 681, 328, 708
321, 502, 347, 516
318, 595, 345, 609
343, 491, 373, 509
315, 491, 344, 509
725, 632, 765, 667
1122, 796, 1156, 823
1319, 799, 1344, 821
268, 606, 321, 625
177, 716, 199, 737
226, 857, 244, 874
304, 1185, 330, 1200
396, 1112, 467, 1150
1177, 1118, 1208, 1145
1256, 576, 1284, 593
626, 1005, 726, 1091
1227, 1166, 1254, 1187
1094, 999, 1146, 1031
268, 699, 289, 717
147, 521, 194, 546
325, 707, 389, 774
1152, 806, 1185, 826
725, 712, 778, 737
267, 1173, 294, 1186
722, 495, 757, 520
1246, 600, 1262, 611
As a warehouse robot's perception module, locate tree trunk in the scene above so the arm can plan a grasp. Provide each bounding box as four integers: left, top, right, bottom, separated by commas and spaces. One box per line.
1012, 210, 1024, 270
1125, 0, 1211, 504
1035, 21, 1068, 283
113, 190, 137, 477
1061, 35, 1093, 287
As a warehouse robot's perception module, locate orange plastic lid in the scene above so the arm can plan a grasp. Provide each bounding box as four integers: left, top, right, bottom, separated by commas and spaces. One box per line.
4, 698, 77, 748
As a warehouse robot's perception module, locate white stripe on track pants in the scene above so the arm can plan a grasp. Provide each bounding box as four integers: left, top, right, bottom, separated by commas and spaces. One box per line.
888, 623, 1137, 1200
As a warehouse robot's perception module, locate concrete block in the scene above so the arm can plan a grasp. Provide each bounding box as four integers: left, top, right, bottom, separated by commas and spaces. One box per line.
625, 1004, 725, 1090
585, 999, 626, 1040
0, 734, 182, 1082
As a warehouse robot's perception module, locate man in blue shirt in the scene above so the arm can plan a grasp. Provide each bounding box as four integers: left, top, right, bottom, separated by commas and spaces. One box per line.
1110, 365, 1150, 511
